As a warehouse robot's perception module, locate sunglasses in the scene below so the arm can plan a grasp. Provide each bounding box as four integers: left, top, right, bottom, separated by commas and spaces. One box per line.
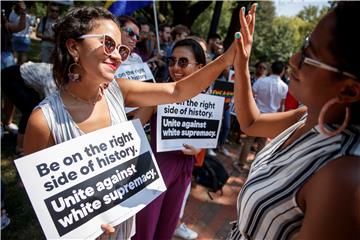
167, 56, 197, 69
298, 36, 357, 79
78, 34, 130, 61
122, 27, 140, 41
50, 8, 59, 13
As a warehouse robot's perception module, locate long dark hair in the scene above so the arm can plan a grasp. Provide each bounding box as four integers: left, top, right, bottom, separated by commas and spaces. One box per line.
52, 7, 119, 88
331, 2, 360, 124
331, 2, 360, 81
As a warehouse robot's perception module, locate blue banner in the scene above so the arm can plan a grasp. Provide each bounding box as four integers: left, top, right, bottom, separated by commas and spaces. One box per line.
106, 0, 152, 16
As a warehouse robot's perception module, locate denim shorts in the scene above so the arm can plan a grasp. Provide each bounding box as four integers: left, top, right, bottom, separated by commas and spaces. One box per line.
12, 36, 31, 52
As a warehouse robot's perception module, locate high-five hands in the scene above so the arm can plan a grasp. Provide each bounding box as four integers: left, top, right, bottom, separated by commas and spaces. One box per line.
234, 3, 257, 67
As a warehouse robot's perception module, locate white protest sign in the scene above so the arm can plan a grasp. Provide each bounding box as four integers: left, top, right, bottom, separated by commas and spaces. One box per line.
15, 120, 166, 239
156, 93, 224, 152
114, 63, 155, 113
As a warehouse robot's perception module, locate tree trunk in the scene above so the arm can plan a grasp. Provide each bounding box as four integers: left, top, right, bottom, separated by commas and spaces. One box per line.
223, 1, 254, 50
207, 1, 223, 39
170, 1, 213, 27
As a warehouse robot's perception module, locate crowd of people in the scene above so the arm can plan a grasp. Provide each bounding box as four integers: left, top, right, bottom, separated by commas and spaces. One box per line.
1, 1, 359, 239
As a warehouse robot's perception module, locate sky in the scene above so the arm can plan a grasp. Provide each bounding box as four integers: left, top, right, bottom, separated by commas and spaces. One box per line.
274, 0, 330, 16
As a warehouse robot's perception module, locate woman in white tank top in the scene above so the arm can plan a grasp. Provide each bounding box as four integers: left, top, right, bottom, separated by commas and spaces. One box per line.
23, 6, 235, 240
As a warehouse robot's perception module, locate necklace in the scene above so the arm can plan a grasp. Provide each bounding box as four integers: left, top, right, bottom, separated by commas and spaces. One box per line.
65, 87, 102, 105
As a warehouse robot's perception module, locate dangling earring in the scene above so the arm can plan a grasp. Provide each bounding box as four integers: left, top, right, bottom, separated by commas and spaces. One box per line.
68, 57, 81, 82
318, 97, 350, 137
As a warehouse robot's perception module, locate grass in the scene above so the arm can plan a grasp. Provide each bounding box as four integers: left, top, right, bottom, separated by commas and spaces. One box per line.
27, 37, 41, 62
1, 38, 45, 239
1, 135, 45, 239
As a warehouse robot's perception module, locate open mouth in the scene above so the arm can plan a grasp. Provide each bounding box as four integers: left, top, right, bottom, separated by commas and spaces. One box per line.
174, 73, 183, 80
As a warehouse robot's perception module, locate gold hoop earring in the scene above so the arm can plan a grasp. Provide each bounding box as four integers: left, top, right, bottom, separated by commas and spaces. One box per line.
318, 97, 350, 137
68, 58, 81, 82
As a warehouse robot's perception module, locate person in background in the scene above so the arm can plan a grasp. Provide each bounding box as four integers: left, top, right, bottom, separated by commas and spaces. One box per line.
1, 3, 26, 137
190, 35, 212, 63
205, 36, 230, 157
1, 5, 25, 69
131, 38, 207, 240
237, 60, 288, 168
234, 61, 268, 163
173, 36, 210, 240
148, 24, 190, 82
147, 24, 173, 83
236, 61, 267, 166
2, 62, 56, 154
252, 60, 288, 113
170, 25, 190, 48
207, 33, 223, 60
158, 23, 172, 57
250, 61, 268, 85
0, 4, 26, 229
8, 1, 35, 64
36, 2, 60, 63
117, 15, 142, 65
23, 7, 235, 240
135, 19, 152, 61
229, 2, 360, 239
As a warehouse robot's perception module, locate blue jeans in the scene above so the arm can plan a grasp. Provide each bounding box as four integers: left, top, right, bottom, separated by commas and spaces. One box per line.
218, 107, 231, 146
11, 36, 31, 52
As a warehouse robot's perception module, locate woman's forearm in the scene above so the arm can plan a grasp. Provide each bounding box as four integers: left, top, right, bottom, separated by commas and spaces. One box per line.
173, 53, 232, 102
234, 63, 261, 134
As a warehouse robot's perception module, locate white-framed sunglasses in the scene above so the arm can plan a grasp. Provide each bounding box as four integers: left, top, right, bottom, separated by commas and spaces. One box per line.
299, 36, 357, 79
78, 34, 130, 62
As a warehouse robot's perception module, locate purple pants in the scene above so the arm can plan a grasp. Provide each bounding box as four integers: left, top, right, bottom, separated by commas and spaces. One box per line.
132, 115, 194, 240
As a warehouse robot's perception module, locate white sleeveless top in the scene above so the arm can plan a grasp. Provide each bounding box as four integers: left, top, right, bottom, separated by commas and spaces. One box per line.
228, 115, 360, 240
37, 80, 135, 239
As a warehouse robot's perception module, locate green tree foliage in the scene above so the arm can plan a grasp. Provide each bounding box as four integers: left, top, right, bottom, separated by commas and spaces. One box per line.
251, 1, 276, 64
267, 16, 304, 61
192, 1, 233, 40
250, 2, 330, 64
296, 5, 330, 38
28, 2, 47, 18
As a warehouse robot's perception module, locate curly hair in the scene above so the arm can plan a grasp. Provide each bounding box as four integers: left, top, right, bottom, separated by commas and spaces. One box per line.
52, 7, 119, 88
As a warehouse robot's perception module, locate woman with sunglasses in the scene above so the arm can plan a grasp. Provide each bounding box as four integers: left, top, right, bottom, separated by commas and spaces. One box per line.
131, 38, 206, 240
23, 7, 235, 240
229, 2, 360, 239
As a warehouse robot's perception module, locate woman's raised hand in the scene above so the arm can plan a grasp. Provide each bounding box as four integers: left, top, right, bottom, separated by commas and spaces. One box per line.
234, 3, 257, 67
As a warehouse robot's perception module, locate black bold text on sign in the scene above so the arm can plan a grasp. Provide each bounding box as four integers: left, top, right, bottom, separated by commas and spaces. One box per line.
44, 151, 158, 236
161, 116, 219, 139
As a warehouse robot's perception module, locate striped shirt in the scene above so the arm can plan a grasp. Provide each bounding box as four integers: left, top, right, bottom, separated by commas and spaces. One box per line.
228, 116, 360, 240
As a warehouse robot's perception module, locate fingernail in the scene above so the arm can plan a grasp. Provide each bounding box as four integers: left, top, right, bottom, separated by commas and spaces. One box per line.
235, 32, 241, 39
242, 7, 245, 13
